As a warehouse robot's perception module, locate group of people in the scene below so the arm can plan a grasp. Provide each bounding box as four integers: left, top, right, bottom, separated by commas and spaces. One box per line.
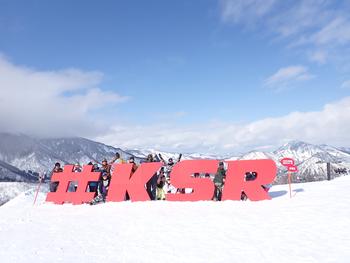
334, 168, 347, 175
49, 152, 240, 204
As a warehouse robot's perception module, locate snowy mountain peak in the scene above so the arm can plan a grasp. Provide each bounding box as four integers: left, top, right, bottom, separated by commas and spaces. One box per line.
276, 140, 321, 153
273, 141, 324, 163
0, 133, 141, 181
239, 151, 276, 161
0, 133, 349, 183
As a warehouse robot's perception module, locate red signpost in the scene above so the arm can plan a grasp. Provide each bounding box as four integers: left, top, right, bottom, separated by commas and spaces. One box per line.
280, 158, 297, 198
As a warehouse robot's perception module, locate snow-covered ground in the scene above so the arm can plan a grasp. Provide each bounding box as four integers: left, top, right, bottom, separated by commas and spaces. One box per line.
1, 176, 350, 263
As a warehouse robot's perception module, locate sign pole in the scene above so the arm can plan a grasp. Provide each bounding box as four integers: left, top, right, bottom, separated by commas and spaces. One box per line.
280, 158, 297, 199
288, 171, 292, 198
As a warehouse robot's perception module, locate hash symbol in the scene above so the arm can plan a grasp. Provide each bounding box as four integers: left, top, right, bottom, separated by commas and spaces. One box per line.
46, 165, 101, 204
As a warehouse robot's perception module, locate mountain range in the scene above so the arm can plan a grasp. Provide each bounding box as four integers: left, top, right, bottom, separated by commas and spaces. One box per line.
0, 132, 349, 183
0, 133, 138, 181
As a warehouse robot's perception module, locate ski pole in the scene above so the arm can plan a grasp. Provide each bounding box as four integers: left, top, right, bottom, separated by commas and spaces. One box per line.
33, 175, 43, 206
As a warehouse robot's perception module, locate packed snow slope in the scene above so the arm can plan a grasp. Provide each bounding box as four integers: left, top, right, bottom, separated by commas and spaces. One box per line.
1, 177, 350, 263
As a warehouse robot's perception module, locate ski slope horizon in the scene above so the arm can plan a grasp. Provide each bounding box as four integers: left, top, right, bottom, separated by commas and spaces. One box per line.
1, 176, 349, 263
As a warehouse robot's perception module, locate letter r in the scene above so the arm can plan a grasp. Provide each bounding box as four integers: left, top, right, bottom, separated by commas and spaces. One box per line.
222, 159, 277, 201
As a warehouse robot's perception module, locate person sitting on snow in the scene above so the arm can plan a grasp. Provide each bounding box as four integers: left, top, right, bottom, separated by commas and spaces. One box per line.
90, 171, 110, 205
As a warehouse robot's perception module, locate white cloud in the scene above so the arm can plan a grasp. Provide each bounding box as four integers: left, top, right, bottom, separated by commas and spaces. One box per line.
341, 80, 350, 89
220, 0, 276, 24
7, 54, 348, 155
309, 50, 328, 64
219, 0, 350, 66
311, 17, 350, 46
271, 0, 331, 38
0, 55, 128, 137
97, 96, 350, 154
264, 65, 314, 90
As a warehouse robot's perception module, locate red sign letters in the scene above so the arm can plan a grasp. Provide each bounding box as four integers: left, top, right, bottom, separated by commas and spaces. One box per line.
46, 159, 277, 204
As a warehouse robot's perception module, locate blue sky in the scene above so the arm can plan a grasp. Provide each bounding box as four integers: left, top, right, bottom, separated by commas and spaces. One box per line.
0, 0, 350, 153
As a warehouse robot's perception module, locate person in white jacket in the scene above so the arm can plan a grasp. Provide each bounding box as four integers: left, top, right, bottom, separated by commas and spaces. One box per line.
158, 153, 182, 178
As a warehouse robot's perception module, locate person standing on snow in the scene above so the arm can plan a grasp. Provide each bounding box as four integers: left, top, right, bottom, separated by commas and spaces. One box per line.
124, 156, 138, 200
100, 152, 125, 176
71, 162, 82, 192
158, 153, 182, 177
156, 168, 166, 200
129, 156, 138, 176
112, 152, 126, 164
144, 154, 154, 163
144, 154, 158, 200
213, 161, 226, 201
88, 163, 100, 193
98, 152, 126, 176
100, 158, 112, 177
49, 162, 63, 192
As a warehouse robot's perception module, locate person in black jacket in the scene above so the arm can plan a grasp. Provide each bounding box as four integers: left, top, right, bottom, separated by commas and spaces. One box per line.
213, 162, 226, 201
90, 171, 110, 205
49, 162, 63, 192
144, 154, 158, 200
